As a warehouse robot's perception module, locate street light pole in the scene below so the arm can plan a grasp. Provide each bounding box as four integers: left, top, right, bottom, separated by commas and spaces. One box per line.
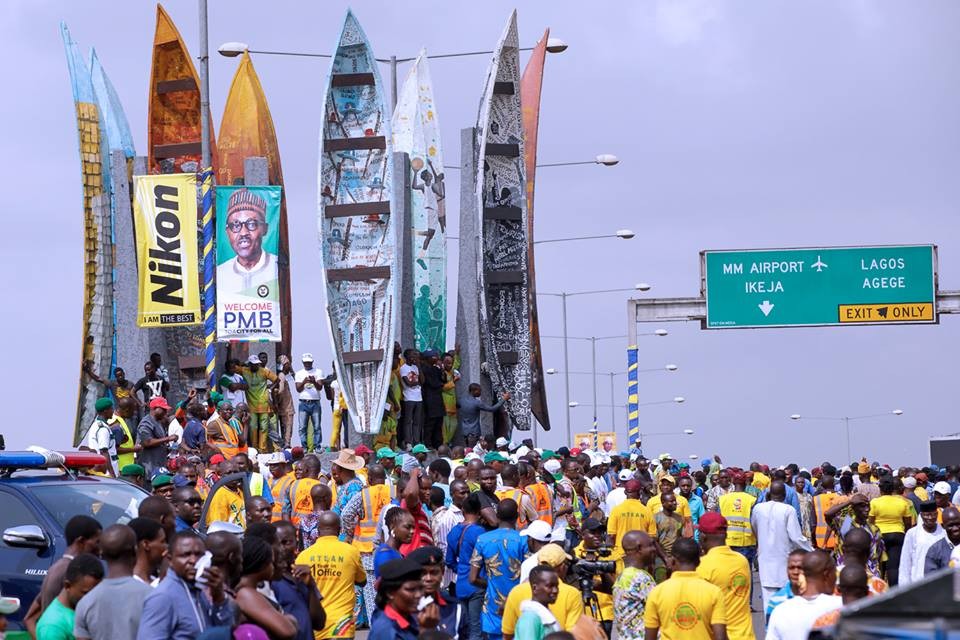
609, 372, 615, 431
390, 55, 398, 108
844, 416, 851, 465
561, 292, 571, 447
591, 336, 598, 425
198, 0, 211, 169
789, 410, 903, 462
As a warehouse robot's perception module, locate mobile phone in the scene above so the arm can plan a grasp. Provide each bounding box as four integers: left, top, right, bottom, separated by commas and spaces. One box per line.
417, 595, 434, 612
194, 550, 213, 585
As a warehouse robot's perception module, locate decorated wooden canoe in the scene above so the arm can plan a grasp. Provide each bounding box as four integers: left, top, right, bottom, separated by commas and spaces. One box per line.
475, 11, 532, 431
521, 29, 551, 431
219, 51, 292, 356
148, 4, 218, 175
318, 10, 396, 435
392, 50, 447, 352
61, 23, 114, 444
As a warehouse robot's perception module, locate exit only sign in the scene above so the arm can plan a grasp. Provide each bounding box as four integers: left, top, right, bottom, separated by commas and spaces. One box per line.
701, 245, 938, 329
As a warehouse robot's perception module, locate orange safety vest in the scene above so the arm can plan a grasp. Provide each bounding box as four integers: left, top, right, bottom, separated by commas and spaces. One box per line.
813, 492, 841, 549
270, 473, 295, 521
354, 484, 392, 553
284, 478, 320, 526
525, 482, 553, 525
496, 487, 530, 529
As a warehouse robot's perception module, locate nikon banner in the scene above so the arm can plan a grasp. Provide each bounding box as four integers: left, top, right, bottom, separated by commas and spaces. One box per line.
215, 185, 282, 342
133, 174, 201, 327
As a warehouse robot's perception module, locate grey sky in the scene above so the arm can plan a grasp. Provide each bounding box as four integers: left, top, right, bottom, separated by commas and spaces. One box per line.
3, 1, 958, 466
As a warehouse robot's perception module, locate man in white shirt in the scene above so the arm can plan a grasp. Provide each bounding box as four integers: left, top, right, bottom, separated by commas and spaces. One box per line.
605, 469, 634, 513
219, 359, 248, 408
899, 500, 946, 585
294, 353, 326, 452
86, 398, 119, 477
766, 550, 843, 640
398, 348, 423, 448
752, 481, 812, 609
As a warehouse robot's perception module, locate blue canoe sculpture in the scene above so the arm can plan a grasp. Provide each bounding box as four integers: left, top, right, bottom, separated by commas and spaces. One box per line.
318, 10, 396, 435
475, 11, 532, 432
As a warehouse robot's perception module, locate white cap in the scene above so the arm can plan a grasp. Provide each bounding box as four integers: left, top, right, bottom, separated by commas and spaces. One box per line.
259, 452, 286, 465
247, 447, 259, 460
618, 469, 633, 481
247, 354, 261, 365
464, 452, 481, 462
544, 459, 562, 474
207, 521, 244, 536
934, 481, 952, 495
589, 454, 604, 469
901, 476, 917, 489
629, 453, 639, 461
515, 446, 531, 459
301, 353, 314, 362
495, 437, 509, 447
520, 520, 553, 542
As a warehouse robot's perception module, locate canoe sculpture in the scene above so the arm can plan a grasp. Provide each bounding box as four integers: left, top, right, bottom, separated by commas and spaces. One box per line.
148, 4, 218, 175
147, 4, 217, 394
475, 11, 532, 431
392, 51, 447, 352
61, 23, 114, 444
521, 29, 551, 431
318, 10, 396, 435
219, 51, 292, 356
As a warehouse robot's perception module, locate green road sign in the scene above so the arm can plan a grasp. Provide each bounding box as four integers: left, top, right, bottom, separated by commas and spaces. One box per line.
702, 245, 938, 329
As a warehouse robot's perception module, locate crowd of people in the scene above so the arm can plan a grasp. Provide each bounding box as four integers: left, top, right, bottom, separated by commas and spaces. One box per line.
49, 349, 960, 639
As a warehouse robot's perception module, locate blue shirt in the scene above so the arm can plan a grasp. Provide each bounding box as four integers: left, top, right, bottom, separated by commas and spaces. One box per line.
334, 477, 364, 541
374, 544, 403, 579
182, 418, 206, 450
471, 527, 525, 633
369, 605, 420, 640
446, 522, 485, 599
758, 484, 802, 522
272, 576, 313, 640
136, 572, 235, 640
686, 493, 705, 540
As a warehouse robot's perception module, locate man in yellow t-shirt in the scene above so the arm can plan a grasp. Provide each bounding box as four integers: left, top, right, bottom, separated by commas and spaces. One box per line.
573, 518, 621, 636
644, 538, 727, 640
295, 511, 365, 639
607, 480, 657, 551
501, 544, 584, 639
205, 465, 246, 528
696, 513, 753, 640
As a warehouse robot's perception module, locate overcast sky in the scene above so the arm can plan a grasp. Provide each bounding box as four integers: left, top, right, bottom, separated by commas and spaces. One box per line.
3, 1, 959, 466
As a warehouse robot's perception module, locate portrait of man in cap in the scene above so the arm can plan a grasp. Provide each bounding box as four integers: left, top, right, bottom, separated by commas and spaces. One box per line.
217, 188, 277, 296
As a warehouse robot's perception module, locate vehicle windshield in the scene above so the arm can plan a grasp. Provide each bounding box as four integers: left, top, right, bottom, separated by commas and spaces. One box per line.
28, 480, 147, 530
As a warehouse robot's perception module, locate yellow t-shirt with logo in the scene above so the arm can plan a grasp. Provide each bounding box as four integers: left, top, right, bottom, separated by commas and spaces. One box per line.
644, 570, 727, 640
696, 546, 753, 640
205, 486, 245, 528
608, 498, 657, 549
646, 493, 691, 518
501, 580, 584, 634
869, 495, 912, 534
296, 535, 365, 639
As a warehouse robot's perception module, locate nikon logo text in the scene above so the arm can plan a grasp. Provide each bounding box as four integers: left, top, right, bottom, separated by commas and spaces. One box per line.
148, 185, 184, 306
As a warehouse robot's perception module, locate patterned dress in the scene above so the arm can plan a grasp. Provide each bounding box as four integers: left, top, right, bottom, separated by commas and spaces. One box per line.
333, 476, 367, 627
613, 566, 657, 640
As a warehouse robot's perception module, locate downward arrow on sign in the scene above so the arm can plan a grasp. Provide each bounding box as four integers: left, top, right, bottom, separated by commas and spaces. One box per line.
758, 300, 775, 316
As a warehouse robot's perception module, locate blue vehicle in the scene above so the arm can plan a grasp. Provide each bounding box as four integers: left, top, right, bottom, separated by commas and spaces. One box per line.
0, 450, 149, 631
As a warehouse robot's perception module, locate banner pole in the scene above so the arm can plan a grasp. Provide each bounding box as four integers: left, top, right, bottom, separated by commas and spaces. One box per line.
200, 169, 216, 388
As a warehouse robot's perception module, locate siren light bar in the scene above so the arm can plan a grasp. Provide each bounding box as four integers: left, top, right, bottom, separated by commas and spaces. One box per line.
0, 449, 106, 470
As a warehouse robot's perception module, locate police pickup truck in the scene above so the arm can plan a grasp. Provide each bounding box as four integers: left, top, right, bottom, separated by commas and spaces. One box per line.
0, 449, 149, 631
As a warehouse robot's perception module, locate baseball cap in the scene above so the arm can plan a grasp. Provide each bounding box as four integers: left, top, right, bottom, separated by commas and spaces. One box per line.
209, 454, 226, 465
901, 476, 917, 489
618, 469, 633, 482
520, 520, 553, 543
624, 479, 641, 493
301, 353, 314, 362
537, 544, 573, 567
582, 517, 606, 532
207, 521, 244, 536
484, 452, 509, 464
412, 444, 430, 454
495, 437, 509, 447
247, 354, 261, 365
376, 447, 397, 459
260, 452, 286, 466
354, 444, 373, 455
934, 481, 952, 495
148, 397, 171, 410
698, 512, 728, 535
544, 459, 561, 475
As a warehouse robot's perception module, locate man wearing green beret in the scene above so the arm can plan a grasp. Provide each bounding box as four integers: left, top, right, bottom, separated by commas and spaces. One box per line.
85, 398, 118, 478
119, 464, 146, 488
151, 474, 175, 500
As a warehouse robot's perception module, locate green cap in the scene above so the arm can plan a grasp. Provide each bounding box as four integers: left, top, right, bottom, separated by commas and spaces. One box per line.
376, 447, 397, 459
411, 444, 429, 454
151, 474, 173, 489
95, 398, 114, 412
484, 452, 509, 464
541, 450, 558, 460
120, 463, 145, 477
208, 391, 223, 404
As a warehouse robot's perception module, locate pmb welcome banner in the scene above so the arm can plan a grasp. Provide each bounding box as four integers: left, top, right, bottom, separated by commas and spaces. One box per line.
215, 185, 282, 342
133, 173, 201, 327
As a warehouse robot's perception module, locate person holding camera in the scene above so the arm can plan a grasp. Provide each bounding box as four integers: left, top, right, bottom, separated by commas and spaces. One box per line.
572, 517, 617, 637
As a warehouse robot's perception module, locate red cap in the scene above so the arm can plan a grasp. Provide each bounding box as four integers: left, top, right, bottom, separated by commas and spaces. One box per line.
698, 512, 728, 534
209, 454, 225, 465
290, 447, 304, 460
624, 479, 642, 493
570, 448, 581, 456
354, 445, 373, 455
149, 397, 171, 410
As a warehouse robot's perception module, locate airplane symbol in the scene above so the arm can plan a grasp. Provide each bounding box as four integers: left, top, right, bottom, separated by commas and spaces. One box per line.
811, 255, 828, 272
877, 307, 888, 318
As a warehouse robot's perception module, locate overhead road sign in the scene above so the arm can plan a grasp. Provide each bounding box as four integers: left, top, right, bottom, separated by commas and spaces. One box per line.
701, 245, 938, 329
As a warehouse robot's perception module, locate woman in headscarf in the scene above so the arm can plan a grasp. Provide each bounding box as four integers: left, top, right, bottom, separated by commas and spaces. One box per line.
235, 536, 298, 639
